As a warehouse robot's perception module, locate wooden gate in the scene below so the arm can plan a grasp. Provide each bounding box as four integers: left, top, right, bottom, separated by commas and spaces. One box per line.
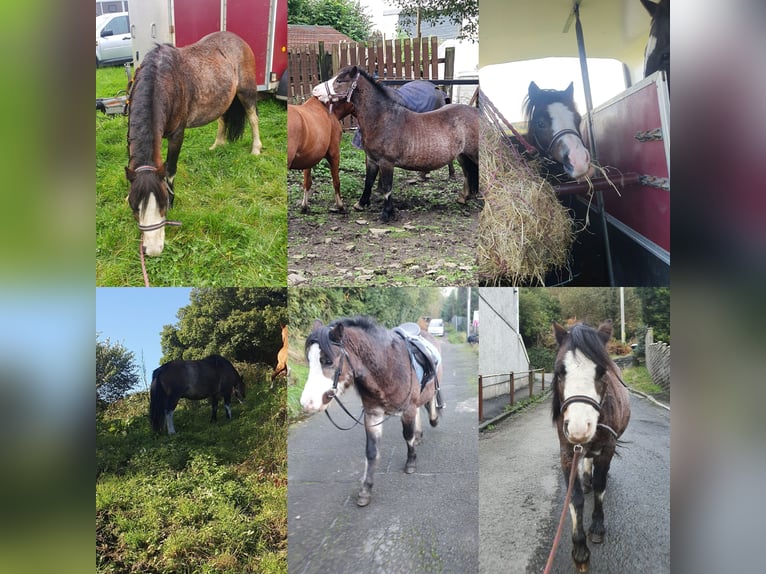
287, 36, 442, 104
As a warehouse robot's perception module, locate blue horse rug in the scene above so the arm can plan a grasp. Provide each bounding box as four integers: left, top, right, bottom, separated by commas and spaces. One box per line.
352, 80, 448, 149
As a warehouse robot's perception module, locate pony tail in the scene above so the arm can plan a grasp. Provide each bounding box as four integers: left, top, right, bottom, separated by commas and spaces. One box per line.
149, 374, 166, 433
223, 96, 247, 141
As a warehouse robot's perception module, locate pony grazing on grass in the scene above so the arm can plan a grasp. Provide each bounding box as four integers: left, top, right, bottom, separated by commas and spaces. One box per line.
551, 320, 631, 571
126, 31, 262, 256
149, 354, 245, 435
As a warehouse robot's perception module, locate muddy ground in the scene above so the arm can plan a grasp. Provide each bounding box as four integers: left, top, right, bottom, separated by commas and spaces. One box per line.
287, 134, 482, 286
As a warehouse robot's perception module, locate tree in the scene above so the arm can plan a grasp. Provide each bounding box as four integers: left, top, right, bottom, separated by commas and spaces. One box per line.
636, 287, 670, 342
288, 0, 373, 42
97, 336, 140, 411
161, 288, 288, 365
518, 288, 561, 347
389, 0, 478, 40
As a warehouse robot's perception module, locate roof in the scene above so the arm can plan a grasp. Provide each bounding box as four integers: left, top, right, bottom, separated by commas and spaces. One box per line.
288, 25, 355, 47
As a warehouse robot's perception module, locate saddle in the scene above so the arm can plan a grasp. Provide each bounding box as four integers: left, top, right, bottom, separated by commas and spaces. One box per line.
393, 322, 442, 391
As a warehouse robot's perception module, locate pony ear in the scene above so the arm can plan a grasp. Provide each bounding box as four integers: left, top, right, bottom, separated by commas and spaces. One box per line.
640, 0, 658, 17
553, 322, 568, 346
528, 81, 541, 98
564, 82, 574, 98
597, 320, 613, 344
312, 319, 323, 331
329, 323, 344, 343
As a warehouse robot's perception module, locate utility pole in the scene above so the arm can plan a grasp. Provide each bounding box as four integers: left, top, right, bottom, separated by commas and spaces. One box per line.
466, 287, 471, 337
620, 287, 625, 343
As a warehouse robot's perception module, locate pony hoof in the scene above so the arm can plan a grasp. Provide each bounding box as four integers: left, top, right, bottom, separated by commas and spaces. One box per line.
299, 205, 309, 214
405, 462, 416, 474
588, 532, 604, 544
576, 562, 590, 573
352, 203, 366, 212
329, 205, 346, 214
357, 491, 371, 507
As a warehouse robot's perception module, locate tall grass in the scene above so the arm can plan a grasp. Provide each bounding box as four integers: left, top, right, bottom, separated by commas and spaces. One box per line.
96, 364, 286, 573
96, 67, 287, 286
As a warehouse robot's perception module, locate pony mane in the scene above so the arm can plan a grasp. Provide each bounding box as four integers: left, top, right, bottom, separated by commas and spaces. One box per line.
523, 87, 579, 125
305, 316, 385, 360
351, 68, 399, 103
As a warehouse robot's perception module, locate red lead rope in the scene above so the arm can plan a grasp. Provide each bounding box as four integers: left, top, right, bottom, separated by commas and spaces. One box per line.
544, 443, 582, 574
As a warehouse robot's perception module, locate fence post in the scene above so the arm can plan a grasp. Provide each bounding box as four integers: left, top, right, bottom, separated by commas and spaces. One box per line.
541, 369, 545, 391
529, 370, 534, 398
509, 372, 515, 407
478, 375, 483, 422
444, 46, 455, 102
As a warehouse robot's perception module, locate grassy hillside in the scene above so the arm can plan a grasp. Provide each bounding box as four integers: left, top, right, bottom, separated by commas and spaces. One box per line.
96, 364, 286, 573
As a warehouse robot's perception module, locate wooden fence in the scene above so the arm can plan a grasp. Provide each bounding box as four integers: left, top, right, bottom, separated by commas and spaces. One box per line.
287, 36, 448, 105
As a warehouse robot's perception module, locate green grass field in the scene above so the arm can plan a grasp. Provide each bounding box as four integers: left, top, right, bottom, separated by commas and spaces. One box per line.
96, 67, 287, 286
96, 364, 286, 573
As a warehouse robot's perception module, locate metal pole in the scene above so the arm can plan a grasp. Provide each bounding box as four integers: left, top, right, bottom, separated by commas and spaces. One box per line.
478, 375, 483, 421
509, 372, 515, 406
573, 2, 615, 286
620, 287, 626, 343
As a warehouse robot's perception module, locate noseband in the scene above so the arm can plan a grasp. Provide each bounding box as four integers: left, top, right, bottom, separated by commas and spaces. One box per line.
559, 390, 620, 440
132, 165, 182, 233
534, 128, 584, 158
319, 73, 359, 113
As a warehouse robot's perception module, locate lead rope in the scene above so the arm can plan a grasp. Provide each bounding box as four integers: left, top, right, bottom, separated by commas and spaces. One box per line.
544, 443, 583, 574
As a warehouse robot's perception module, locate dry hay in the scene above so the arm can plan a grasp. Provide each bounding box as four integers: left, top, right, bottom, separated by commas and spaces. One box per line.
478, 115, 576, 285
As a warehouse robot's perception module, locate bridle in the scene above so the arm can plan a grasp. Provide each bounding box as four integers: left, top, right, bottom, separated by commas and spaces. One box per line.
321, 336, 416, 431
533, 127, 584, 159
557, 371, 626, 441
132, 164, 181, 286
317, 73, 359, 113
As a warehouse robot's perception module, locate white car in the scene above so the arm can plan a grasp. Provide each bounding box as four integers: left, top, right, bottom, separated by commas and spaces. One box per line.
428, 318, 444, 337
96, 12, 132, 67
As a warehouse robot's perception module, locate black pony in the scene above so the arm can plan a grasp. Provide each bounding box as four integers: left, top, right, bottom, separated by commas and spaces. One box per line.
149, 354, 245, 435
641, 0, 670, 85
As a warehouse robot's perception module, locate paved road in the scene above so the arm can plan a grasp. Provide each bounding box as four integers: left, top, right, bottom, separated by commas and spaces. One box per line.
480, 393, 670, 573
288, 340, 479, 574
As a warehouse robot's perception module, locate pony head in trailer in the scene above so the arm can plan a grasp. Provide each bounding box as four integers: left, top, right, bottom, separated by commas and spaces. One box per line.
551, 320, 631, 571
301, 317, 443, 506
641, 0, 670, 85
524, 81, 595, 181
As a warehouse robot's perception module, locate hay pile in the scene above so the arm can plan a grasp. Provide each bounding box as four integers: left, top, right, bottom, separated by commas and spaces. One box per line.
478, 111, 575, 285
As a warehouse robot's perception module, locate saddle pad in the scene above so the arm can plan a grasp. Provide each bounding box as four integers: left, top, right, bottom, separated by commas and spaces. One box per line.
394, 324, 442, 389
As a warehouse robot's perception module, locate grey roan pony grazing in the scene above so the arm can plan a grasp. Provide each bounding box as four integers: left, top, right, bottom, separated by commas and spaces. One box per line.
312, 66, 479, 222
551, 320, 631, 572
149, 354, 245, 435
126, 31, 262, 256
300, 317, 443, 507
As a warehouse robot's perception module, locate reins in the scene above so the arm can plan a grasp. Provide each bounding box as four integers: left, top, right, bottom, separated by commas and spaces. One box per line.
323, 337, 417, 432
544, 443, 583, 574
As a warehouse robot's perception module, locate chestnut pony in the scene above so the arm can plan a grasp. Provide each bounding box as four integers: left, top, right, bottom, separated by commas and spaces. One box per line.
288, 97, 354, 213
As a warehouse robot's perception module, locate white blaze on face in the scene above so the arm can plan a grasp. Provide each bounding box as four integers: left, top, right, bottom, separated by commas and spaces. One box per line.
562, 349, 601, 444
311, 74, 340, 103
300, 343, 335, 413
645, 32, 658, 73
140, 193, 165, 257
547, 102, 594, 180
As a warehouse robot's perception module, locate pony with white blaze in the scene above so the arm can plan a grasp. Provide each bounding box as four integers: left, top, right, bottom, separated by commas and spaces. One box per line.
641, 0, 670, 85
551, 320, 631, 572
524, 81, 595, 181
301, 317, 442, 507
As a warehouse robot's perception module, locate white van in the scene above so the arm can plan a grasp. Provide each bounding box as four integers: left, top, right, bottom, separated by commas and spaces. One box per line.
96, 12, 132, 67
428, 318, 444, 337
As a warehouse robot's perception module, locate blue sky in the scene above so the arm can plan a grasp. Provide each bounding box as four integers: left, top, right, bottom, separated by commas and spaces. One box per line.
96, 287, 192, 391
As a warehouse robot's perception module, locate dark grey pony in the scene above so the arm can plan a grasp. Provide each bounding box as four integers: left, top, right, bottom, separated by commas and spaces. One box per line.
149, 354, 245, 435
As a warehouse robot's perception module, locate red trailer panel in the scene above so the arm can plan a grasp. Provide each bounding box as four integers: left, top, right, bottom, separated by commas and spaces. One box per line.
173, 0, 221, 47
582, 73, 671, 252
